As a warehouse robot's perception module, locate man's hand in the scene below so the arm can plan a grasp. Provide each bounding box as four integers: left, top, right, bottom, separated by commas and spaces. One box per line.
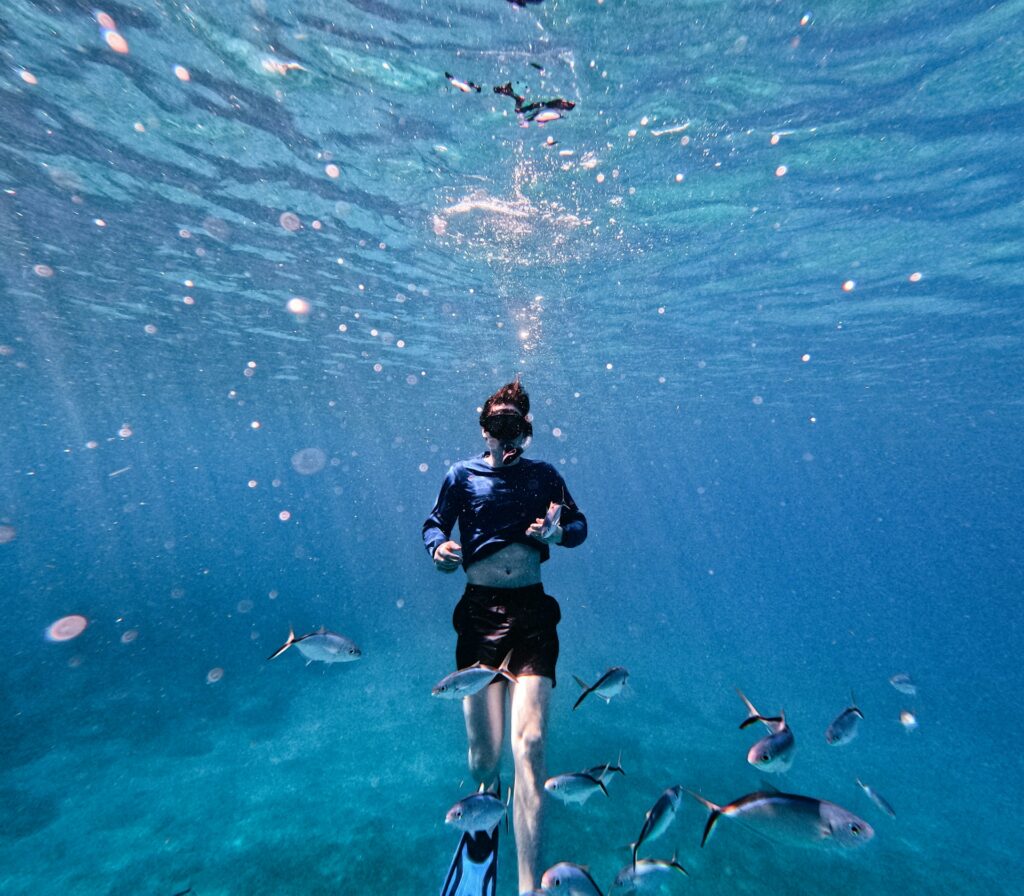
526, 518, 562, 545
433, 540, 463, 572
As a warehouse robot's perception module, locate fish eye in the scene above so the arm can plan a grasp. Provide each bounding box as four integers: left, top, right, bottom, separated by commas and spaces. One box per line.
849, 824, 861, 836
760, 753, 770, 762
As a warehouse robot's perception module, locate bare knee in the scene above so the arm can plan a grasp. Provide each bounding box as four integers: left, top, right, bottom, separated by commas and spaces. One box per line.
512, 727, 545, 768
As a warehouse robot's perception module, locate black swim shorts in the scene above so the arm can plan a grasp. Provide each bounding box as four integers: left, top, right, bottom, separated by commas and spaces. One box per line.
453, 583, 561, 686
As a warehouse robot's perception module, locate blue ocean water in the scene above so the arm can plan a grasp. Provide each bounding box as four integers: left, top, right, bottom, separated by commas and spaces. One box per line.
1, 0, 1022, 893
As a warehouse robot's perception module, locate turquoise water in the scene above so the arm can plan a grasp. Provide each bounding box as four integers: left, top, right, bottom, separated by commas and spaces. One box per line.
1, 0, 1022, 893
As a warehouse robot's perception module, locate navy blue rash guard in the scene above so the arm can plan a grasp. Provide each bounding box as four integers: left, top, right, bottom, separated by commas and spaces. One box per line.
423, 453, 587, 568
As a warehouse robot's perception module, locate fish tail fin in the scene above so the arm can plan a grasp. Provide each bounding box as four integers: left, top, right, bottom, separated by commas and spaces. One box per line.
267, 625, 296, 660
497, 650, 517, 684
572, 675, 592, 710
617, 749, 625, 776
686, 790, 723, 847
629, 841, 638, 870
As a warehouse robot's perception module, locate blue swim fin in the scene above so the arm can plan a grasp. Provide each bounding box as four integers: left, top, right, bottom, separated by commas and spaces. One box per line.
441, 827, 498, 896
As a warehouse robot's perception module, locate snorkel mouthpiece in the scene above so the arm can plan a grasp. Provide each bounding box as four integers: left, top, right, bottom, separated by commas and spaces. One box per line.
501, 443, 523, 465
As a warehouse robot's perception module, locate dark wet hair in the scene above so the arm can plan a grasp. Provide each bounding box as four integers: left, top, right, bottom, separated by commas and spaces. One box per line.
479, 376, 533, 437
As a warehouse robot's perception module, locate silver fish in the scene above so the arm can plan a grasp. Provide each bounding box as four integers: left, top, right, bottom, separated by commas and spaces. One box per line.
611, 856, 688, 893
573, 666, 629, 710
889, 673, 917, 696
540, 501, 562, 538
690, 789, 874, 849
544, 772, 608, 805
631, 785, 684, 866
432, 651, 516, 698
855, 778, 896, 818
825, 694, 864, 746
541, 862, 604, 896
445, 786, 509, 834
737, 688, 795, 773
267, 626, 361, 664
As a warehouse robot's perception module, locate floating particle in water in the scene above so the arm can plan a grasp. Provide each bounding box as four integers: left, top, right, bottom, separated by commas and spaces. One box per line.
183, 295, 195, 305
534, 110, 562, 124
406, 374, 418, 386
373, 363, 383, 373
418, 463, 429, 473
842, 279, 856, 292
46, 615, 88, 642
291, 447, 326, 475
174, 65, 190, 82
286, 297, 310, 315
248, 479, 257, 488
800, 13, 812, 26
279, 211, 301, 232
19, 69, 38, 85
95, 11, 116, 29
250, 421, 261, 430
889, 673, 917, 696
801, 353, 811, 362
269, 589, 279, 599
94, 218, 106, 227
170, 587, 185, 600
33, 264, 54, 278
752, 395, 764, 405
120, 629, 138, 644
775, 165, 788, 177
237, 599, 254, 614
144, 324, 157, 335
325, 164, 340, 178
899, 709, 918, 732
203, 216, 230, 241
0, 524, 16, 544
104, 30, 129, 54
770, 133, 781, 145
396, 339, 406, 348
311, 220, 322, 230
674, 173, 684, 183
278, 510, 291, 522
118, 425, 132, 438
338, 323, 348, 332
206, 667, 224, 684
908, 271, 922, 282
809, 416, 817, 423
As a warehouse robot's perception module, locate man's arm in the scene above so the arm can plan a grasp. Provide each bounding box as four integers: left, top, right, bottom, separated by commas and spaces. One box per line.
423, 466, 463, 568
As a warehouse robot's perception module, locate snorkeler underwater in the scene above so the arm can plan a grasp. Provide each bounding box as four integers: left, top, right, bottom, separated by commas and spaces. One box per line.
1, 1, 1021, 895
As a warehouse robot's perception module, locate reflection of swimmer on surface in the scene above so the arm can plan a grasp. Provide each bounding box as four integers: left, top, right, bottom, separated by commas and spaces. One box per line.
445, 72, 482, 93
493, 82, 575, 122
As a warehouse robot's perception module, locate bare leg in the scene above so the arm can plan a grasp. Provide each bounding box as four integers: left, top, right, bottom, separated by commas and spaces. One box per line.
509, 675, 552, 892
463, 680, 507, 791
